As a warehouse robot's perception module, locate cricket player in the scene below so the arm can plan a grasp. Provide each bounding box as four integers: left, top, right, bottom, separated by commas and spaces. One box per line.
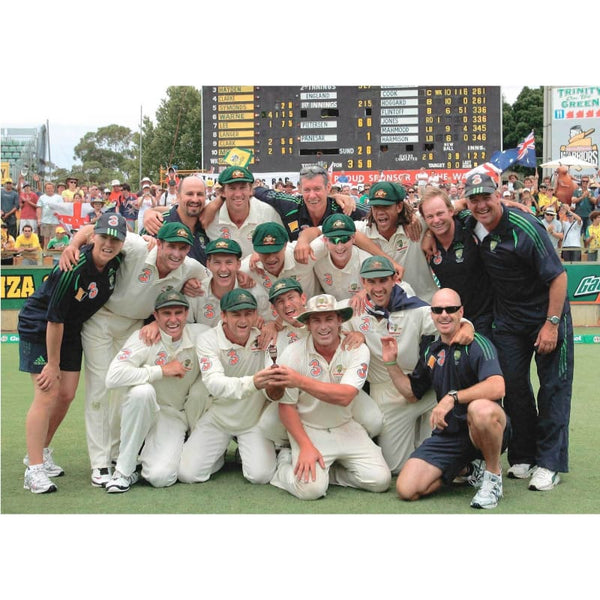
177, 289, 280, 485
104, 288, 209, 492
59, 221, 208, 486
267, 294, 391, 500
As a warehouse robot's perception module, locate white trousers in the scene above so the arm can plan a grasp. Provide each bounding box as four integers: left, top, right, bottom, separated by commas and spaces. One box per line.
270, 420, 391, 501
370, 382, 437, 474
115, 383, 188, 488
178, 412, 276, 485
258, 388, 384, 446
82, 307, 143, 469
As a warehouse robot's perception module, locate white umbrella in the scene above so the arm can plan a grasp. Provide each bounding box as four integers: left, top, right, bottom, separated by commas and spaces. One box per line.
541, 156, 598, 170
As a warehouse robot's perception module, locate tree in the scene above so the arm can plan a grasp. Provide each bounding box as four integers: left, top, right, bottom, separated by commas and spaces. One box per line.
141, 86, 203, 183
73, 124, 136, 185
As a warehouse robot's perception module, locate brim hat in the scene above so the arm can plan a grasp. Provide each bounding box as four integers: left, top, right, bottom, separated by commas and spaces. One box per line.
360, 256, 396, 278
94, 213, 127, 241
154, 287, 189, 310
368, 181, 406, 205
220, 288, 258, 312
206, 238, 242, 258
268, 277, 303, 303
218, 165, 254, 185
322, 213, 356, 238
157, 222, 194, 246
252, 222, 289, 253
464, 173, 497, 197
296, 294, 353, 324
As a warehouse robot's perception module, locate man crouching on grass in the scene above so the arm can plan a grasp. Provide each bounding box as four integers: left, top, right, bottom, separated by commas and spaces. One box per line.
382, 288, 511, 509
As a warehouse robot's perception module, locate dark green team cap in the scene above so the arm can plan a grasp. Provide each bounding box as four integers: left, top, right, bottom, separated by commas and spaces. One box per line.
154, 287, 189, 310
218, 166, 254, 185
252, 222, 289, 253
368, 181, 406, 205
360, 255, 396, 278
268, 277, 303, 303
220, 288, 258, 312
322, 213, 356, 237
157, 222, 194, 246
206, 238, 242, 258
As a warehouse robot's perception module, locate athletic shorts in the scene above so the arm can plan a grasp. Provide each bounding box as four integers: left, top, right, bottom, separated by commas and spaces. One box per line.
19, 335, 83, 374
410, 417, 512, 485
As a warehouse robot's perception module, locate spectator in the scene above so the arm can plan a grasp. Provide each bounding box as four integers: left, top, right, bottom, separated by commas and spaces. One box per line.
519, 188, 539, 215
61, 176, 80, 201
86, 198, 105, 225
1, 220, 17, 264
559, 204, 583, 261
136, 184, 156, 232
117, 183, 139, 232
541, 208, 563, 254
46, 226, 70, 250
15, 224, 42, 265
536, 183, 559, 214
161, 179, 178, 207
584, 210, 600, 260
17, 180, 40, 234
506, 172, 524, 194
108, 180, 122, 206
1, 177, 20, 239
572, 175, 594, 234
37, 181, 63, 249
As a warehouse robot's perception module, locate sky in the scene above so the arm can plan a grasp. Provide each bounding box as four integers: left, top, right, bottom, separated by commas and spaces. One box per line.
2, 0, 593, 590
1, 1, 576, 174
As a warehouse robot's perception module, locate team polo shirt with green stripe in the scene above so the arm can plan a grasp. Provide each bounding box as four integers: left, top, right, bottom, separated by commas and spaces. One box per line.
17, 245, 123, 342
467, 207, 567, 330
408, 332, 503, 433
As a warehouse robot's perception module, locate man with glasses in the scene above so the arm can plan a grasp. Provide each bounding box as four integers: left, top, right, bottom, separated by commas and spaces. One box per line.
572, 176, 594, 234
61, 176, 80, 201
252, 165, 368, 242
463, 172, 573, 492
383, 288, 509, 509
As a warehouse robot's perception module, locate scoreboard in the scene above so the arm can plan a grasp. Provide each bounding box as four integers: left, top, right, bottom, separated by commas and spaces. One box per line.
201, 85, 501, 174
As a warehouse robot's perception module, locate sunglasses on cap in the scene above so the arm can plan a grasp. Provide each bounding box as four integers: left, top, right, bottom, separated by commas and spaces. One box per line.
327, 235, 352, 245
430, 305, 462, 315
299, 166, 327, 176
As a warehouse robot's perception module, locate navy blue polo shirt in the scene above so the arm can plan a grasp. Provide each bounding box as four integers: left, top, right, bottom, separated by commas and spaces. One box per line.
428, 213, 493, 324
465, 206, 568, 332
409, 333, 503, 433
140, 204, 208, 266
253, 186, 368, 241
18, 245, 123, 343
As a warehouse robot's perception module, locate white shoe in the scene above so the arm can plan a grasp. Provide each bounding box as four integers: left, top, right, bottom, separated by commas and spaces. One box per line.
106, 470, 140, 494
470, 471, 503, 509
91, 467, 113, 488
453, 459, 486, 487
23, 447, 65, 477
507, 463, 534, 479
529, 467, 560, 491
276, 448, 292, 467
24, 465, 57, 494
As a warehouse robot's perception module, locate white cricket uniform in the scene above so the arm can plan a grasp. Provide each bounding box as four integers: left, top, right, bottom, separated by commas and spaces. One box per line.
259, 321, 384, 444
355, 218, 439, 302
240, 242, 321, 299
312, 239, 372, 301
269, 335, 391, 500
178, 323, 276, 484
205, 198, 284, 258
82, 232, 209, 470
105, 324, 209, 487
186, 275, 274, 327
346, 303, 438, 473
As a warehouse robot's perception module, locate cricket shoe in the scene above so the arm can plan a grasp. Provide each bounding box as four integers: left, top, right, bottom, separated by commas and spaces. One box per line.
23, 447, 65, 477
106, 470, 140, 494
470, 471, 503, 509
91, 467, 113, 488
24, 465, 57, 494
528, 467, 560, 491
453, 459, 486, 487
507, 463, 535, 479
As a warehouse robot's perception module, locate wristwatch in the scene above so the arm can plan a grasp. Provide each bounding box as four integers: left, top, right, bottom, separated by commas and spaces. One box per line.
546, 315, 560, 326
448, 390, 459, 405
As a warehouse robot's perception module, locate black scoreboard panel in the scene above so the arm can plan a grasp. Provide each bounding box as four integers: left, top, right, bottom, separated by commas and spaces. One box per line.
202, 86, 501, 172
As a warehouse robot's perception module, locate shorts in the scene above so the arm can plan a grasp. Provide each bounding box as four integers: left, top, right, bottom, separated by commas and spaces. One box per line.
410, 417, 512, 485
19, 335, 83, 374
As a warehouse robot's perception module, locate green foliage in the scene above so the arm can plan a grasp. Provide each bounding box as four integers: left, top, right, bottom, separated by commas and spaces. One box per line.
141, 86, 203, 180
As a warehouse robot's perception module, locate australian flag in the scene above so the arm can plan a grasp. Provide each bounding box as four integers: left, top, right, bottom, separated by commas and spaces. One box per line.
490, 130, 537, 171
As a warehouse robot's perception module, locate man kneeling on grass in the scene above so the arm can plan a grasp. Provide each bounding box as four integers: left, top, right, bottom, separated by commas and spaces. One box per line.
382, 288, 511, 509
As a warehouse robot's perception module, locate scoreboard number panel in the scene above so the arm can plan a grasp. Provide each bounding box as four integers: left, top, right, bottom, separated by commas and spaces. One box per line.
202, 86, 501, 172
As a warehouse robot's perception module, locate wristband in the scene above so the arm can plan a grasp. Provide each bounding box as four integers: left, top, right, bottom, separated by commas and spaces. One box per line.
383, 361, 397, 366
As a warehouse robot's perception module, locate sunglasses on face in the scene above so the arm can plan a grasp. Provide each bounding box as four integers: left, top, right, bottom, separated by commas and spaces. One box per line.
327, 235, 351, 245
431, 305, 462, 314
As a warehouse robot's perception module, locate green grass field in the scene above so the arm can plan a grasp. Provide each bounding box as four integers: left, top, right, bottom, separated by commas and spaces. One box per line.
2, 332, 599, 515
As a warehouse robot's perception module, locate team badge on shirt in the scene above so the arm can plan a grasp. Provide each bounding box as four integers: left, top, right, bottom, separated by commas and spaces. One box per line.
138, 267, 152, 283
432, 251, 442, 266
436, 349, 446, 366
200, 357, 212, 371
357, 362, 368, 379
227, 349, 240, 365
219, 227, 231, 239
117, 348, 132, 361
333, 364, 344, 380
203, 303, 216, 319
309, 359, 322, 377
454, 244, 464, 263
155, 351, 168, 366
